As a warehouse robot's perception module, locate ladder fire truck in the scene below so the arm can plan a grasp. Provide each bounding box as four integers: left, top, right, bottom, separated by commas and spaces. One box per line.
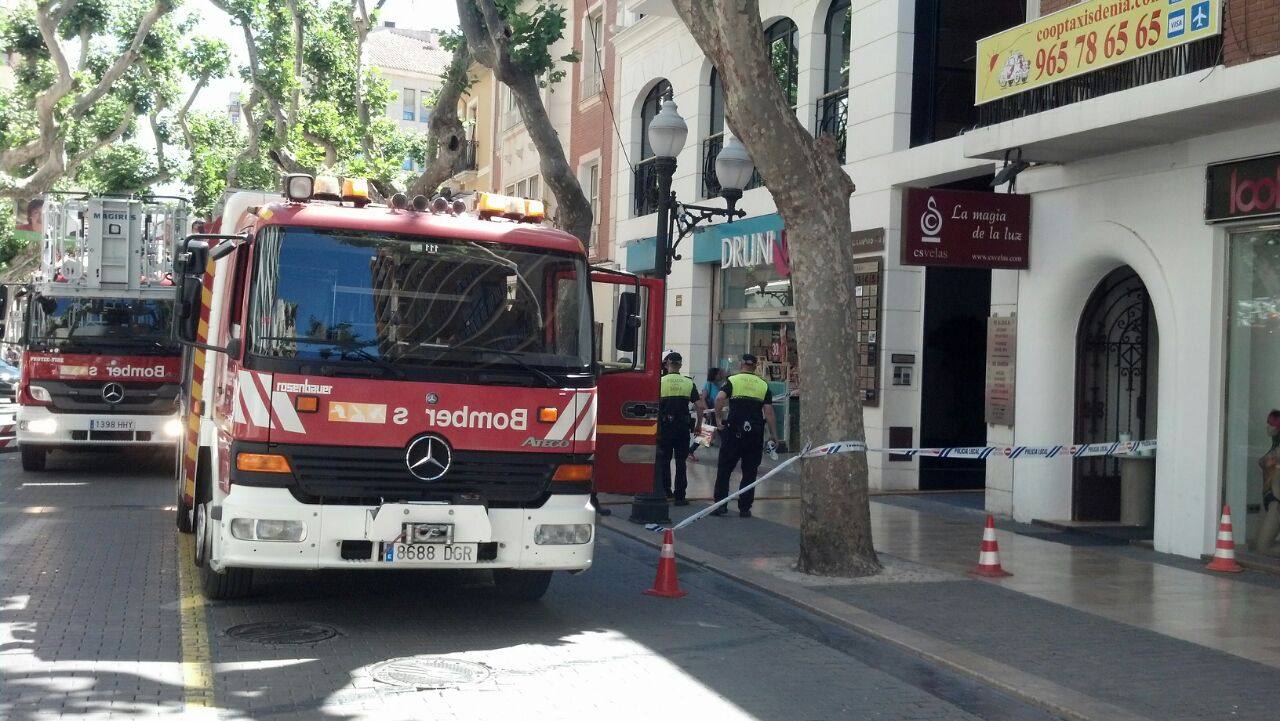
7, 196, 188, 471
173, 175, 662, 600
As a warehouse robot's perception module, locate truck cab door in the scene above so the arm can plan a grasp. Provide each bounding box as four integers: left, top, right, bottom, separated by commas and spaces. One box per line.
590, 271, 663, 495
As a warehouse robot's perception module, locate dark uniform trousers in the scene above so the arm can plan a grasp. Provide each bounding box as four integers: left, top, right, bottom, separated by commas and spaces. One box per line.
658, 433, 689, 500
714, 431, 764, 511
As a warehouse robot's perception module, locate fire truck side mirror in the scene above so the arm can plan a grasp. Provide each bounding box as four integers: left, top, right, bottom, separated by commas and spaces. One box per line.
615, 291, 640, 353
177, 239, 210, 276
176, 277, 202, 343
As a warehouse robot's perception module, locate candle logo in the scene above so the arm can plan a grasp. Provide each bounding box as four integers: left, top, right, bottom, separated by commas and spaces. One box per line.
920, 196, 943, 243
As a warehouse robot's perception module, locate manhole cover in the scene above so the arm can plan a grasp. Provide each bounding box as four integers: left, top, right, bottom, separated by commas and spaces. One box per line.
226, 621, 339, 645
370, 656, 492, 689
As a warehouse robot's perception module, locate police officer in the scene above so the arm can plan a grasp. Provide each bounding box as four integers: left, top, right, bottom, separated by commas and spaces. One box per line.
712, 354, 777, 518
657, 351, 706, 506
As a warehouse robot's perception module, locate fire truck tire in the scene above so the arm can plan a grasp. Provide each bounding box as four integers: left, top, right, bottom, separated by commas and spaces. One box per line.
492, 569, 553, 601
175, 448, 205, 534
21, 446, 46, 472
175, 493, 194, 533
193, 501, 254, 599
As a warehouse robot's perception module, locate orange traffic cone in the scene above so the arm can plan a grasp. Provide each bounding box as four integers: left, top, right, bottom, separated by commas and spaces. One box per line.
970, 515, 1013, 578
1206, 504, 1244, 573
644, 529, 688, 598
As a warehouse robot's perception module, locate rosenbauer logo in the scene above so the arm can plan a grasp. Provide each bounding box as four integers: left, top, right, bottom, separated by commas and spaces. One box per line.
275, 380, 333, 395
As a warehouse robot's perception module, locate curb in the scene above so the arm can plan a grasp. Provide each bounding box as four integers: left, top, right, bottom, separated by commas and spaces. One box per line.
601, 516, 1153, 721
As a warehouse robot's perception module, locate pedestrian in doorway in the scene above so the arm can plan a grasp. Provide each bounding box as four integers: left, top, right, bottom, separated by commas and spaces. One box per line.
688, 368, 723, 463
657, 351, 705, 506
712, 354, 777, 518
1254, 409, 1280, 555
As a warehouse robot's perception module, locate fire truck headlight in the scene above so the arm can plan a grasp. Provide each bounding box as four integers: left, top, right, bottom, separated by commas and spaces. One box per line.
25, 418, 57, 435
28, 385, 51, 402
230, 518, 306, 542
163, 419, 183, 438
534, 524, 593, 545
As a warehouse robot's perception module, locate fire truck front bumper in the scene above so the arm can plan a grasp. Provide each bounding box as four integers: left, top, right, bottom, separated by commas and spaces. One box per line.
16, 406, 184, 447
211, 486, 595, 572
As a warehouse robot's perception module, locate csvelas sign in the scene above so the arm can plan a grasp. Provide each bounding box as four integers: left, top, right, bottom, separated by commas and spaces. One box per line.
901, 188, 1031, 269
1206, 153, 1280, 223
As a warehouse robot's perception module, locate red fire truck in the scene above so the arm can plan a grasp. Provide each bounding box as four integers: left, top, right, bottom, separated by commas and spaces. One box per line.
7, 197, 188, 471
173, 175, 662, 600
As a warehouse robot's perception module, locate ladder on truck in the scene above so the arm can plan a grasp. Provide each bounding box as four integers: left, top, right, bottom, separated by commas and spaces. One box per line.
38, 197, 188, 297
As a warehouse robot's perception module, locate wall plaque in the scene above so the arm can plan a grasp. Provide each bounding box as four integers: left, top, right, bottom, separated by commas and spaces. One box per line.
985, 314, 1017, 426
854, 258, 882, 407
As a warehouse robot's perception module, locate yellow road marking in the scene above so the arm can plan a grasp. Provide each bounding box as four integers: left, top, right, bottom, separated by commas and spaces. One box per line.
598, 424, 657, 435
177, 533, 215, 709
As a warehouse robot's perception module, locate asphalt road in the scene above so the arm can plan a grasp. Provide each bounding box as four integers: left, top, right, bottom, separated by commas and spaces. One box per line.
0, 449, 1062, 721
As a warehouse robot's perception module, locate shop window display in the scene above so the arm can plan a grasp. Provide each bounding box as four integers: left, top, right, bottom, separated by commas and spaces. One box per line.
1224, 226, 1280, 554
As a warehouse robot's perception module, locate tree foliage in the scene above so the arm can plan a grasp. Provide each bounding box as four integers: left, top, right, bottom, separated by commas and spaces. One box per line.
456, 0, 591, 243
0, 0, 229, 274
199, 0, 439, 201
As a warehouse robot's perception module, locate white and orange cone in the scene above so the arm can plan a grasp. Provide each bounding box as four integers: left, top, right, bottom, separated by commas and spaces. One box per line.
970, 515, 1012, 578
1206, 504, 1244, 573
644, 529, 688, 598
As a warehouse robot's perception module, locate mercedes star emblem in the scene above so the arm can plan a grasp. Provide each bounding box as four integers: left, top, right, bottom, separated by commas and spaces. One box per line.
101, 382, 125, 404
405, 434, 452, 481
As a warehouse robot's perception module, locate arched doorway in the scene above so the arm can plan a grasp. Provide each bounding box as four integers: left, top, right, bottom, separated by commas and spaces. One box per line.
1073, 266, 1159, 522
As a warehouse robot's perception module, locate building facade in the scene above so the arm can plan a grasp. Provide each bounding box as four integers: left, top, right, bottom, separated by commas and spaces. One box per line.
449, 60, 499, 197
362, 24, 453, 179
609, 0, 1280, 560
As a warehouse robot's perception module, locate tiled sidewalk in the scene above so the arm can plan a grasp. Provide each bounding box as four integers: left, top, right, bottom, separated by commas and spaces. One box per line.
600, 451, 1280, 721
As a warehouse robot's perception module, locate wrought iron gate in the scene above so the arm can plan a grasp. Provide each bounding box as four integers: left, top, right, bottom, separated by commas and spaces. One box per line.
1073, 267, 1156, 522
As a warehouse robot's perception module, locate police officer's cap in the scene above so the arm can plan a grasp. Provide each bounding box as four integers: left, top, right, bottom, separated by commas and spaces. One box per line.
664, 351, 683, 364
741, 353, 759, 366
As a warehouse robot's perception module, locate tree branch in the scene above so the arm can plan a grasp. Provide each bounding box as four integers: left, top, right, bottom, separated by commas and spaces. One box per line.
1, 2, 76, 171
286, 0, 304, 136
455, 0, 594, 244
303, 131, 339, 167
408, 38, 471, 197
71, 0, 173, 116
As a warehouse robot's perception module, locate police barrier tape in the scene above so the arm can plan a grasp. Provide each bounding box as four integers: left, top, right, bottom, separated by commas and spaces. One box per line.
804, 438, 1157, 460
647, 438, 1158, 532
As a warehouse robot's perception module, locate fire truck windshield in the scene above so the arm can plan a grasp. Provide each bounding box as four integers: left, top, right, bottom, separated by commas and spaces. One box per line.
249, 227, 592, 376
28, 296, 176, 353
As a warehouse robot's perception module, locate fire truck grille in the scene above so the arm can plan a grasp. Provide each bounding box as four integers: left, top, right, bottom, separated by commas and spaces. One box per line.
283, 445, 567, 506
41, 380, 180, 415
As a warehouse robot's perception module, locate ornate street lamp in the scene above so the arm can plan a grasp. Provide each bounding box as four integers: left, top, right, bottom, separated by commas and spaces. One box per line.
629, 98, 754, 525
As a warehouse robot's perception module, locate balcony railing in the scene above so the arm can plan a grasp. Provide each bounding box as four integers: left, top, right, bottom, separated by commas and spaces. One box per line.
633, 157, 660, 217
461, 139, 478, 171
976, 35, 1223, 127
701, 132, 764, 199
816, 89, 847, 163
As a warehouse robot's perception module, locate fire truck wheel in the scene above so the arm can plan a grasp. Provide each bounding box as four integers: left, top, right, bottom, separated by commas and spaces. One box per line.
175, 493, 194, 533
492, 570, 553, 601
194, 501, 254, 599
20, 446, 46, 472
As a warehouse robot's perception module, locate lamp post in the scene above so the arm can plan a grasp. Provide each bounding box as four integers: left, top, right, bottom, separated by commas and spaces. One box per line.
629, 98, 754, 525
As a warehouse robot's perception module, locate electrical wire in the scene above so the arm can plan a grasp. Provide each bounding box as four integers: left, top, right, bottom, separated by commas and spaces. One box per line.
588, 12, 634, 173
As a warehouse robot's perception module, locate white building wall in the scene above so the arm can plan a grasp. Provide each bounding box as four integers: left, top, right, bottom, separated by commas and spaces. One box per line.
609, 0, 1276, 559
